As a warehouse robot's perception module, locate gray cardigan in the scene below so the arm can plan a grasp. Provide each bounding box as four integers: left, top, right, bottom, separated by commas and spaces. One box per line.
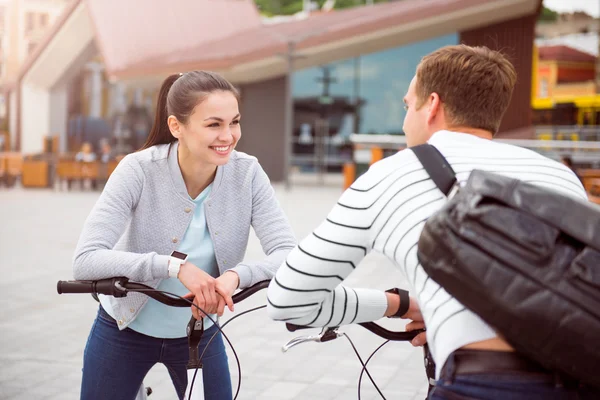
73, 142, 296, 329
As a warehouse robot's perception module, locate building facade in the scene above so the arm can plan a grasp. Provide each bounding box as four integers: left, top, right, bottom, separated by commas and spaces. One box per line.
11, 0, 542, 182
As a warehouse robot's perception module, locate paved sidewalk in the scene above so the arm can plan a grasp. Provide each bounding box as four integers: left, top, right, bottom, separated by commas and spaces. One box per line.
0, 176, 429, 400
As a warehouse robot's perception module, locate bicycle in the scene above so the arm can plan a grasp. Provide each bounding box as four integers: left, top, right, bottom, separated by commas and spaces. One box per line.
58, 277, 436, 400
57, 277, 270, 400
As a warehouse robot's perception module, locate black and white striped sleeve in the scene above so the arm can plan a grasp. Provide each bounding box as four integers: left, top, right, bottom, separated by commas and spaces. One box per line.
266, 160, 401, 326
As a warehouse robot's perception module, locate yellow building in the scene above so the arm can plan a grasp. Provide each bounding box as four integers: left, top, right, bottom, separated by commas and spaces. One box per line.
532, 44, 600, 127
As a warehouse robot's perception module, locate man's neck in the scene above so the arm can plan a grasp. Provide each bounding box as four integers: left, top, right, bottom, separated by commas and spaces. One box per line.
444, 126, 494, 140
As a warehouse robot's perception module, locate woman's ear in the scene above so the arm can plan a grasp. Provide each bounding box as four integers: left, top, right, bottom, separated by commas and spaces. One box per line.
168, 115, 182, 139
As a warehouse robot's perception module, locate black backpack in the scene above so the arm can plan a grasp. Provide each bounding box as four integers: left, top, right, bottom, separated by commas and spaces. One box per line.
412, 144, 600, 388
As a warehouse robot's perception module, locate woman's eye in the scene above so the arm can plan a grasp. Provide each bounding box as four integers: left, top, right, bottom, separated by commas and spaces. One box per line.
232, 120, 240, 125
208, 123, 219, 128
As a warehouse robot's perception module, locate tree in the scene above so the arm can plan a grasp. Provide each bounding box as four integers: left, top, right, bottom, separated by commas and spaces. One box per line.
255, 0, 390, 17
538, 6, 558, 22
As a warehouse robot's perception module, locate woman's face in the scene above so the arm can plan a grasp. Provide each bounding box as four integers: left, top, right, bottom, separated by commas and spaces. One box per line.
172, 90, 241, 166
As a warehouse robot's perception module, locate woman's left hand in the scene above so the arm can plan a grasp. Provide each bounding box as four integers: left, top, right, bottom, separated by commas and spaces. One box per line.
214, 271, 240, 316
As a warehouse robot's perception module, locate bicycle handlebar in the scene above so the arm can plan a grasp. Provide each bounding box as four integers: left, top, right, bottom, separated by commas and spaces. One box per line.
57, 277, 270, 306
286, 321, 424, 342
58, 278, 423, 342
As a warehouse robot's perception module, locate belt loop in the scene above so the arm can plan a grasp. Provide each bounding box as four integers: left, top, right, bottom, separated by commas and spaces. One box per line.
442, 352, 457, 385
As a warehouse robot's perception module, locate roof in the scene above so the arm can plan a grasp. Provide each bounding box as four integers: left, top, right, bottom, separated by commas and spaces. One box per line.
108, 0, 541, 81
87, 0, 263, 75
16, 0, 82, 84
16, 0, 541, 86
538, 45, 597, 63
536, 32, 599, 57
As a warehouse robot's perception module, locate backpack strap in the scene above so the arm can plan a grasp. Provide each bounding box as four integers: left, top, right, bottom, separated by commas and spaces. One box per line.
411, 144, 457, 197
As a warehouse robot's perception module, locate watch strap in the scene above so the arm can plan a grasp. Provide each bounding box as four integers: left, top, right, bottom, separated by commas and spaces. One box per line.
385, 288, 410, 318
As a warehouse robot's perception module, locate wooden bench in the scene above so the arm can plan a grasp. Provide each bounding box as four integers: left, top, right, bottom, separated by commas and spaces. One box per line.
21, 159, 50, 188
55, 157, 122, 190
0, 152, 23, 187
55, 159, 101, 190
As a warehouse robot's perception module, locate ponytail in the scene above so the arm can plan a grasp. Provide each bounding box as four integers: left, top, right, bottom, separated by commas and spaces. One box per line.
139, 74, 180, 150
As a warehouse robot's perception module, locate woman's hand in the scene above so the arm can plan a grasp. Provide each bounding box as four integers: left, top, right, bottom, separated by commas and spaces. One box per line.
214, 271, 239, 316
178, 262, 233, 319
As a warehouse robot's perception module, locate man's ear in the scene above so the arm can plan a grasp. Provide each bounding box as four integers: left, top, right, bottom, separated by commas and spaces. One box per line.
426, 92, 442, 126
167, 116, 181, 139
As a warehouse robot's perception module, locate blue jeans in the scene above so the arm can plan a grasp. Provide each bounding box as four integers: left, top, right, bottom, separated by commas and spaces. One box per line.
81, 306, 232, 400
429, 350, 600, 400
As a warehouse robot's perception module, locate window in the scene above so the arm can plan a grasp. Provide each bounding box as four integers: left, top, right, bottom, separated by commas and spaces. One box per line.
539, 78, 549, 98
25, 12, 35, 32
39, 13, 49, 28
0, 7, 5, 31
293, 33, 459, 135
27, 41, 37, 55
291, 33, 459, 171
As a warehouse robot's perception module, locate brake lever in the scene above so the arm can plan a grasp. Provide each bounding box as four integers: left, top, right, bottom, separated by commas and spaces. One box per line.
282, 327, 341, 352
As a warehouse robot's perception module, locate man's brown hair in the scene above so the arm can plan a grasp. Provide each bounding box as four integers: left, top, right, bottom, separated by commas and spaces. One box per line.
415, 45, 517, 134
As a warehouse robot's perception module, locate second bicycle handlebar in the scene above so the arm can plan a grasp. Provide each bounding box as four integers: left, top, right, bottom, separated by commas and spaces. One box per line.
286, 321, 423, 342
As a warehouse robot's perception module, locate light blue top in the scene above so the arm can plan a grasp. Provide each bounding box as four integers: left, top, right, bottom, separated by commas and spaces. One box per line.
103, 184, 219, 338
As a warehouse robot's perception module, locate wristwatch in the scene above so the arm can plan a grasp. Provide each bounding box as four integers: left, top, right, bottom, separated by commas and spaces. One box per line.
168, 251, 188, 278
385, 288, 410, 318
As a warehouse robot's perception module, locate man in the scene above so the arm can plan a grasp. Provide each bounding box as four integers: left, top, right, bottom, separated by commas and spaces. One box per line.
267, 45, 596, 399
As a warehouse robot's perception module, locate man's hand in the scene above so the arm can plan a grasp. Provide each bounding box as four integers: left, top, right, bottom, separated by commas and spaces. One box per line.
384, 293, 423, 322
403, 296, 423, 323
406, 320, 427, 347
384, 293, 427, 346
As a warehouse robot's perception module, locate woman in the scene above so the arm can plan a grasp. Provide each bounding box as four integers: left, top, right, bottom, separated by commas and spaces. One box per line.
73, 71, 296, 400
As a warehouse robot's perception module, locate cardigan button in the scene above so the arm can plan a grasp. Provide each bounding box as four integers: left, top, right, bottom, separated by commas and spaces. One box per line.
172, 237, 179, 243
184, 207, 192, 213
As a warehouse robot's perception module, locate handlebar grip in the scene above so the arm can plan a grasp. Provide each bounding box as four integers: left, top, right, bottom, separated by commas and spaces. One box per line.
57, 280, 95, 294
286, 323, 315, 332
57, 278, 129, 297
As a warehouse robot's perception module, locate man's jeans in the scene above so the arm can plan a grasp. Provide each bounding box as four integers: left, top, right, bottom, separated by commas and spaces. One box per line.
81, 306, 232, 400
429, 350, 600, 400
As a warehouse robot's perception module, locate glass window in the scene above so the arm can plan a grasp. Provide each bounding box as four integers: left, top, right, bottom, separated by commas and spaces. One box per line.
539, 78, 549, 98
25, 12, 35, 32
291, 33, 459, 171
357, 34, 458, 134
40, 13, 49, 28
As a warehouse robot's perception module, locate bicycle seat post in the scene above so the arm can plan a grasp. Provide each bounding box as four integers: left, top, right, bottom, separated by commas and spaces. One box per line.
186, 317, 204, 369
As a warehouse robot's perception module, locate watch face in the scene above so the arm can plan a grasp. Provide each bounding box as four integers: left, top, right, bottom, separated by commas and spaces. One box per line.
171, 251, 187, 260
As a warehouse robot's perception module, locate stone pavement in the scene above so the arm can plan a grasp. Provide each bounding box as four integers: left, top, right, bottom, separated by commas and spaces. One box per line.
0, 175, 429, 400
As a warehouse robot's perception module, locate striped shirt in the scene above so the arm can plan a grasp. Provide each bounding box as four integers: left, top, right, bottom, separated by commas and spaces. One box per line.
267, 130, 588, 376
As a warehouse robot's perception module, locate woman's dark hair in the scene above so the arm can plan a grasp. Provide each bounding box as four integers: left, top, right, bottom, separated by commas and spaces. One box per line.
140, 71, 240, 150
